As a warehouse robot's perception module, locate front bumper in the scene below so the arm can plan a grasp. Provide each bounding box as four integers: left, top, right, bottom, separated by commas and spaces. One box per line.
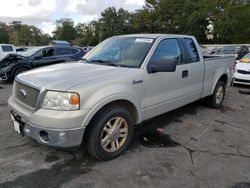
12, 111, 85, 148
233, 72, 250, 85
8, 96, 90, 148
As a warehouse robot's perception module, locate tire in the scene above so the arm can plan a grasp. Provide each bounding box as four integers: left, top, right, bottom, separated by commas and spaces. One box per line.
86, 105, 134, 161
207, 80, 226, 108
13, 67, 28, 79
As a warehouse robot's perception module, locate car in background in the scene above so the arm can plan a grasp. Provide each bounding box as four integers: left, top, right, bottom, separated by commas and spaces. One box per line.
222, 46, 239, 55
236, 46, 249, 60
82, 46, 94, 54
211, 46, 239, 57
0, 45, 85, 81
0, 44, 16, 58
49, 40, 71, 46
233, 53, 250, 85
16, 47, 29, 55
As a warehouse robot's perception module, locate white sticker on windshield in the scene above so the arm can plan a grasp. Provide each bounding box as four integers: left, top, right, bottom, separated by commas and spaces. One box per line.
135, 38, 153, 43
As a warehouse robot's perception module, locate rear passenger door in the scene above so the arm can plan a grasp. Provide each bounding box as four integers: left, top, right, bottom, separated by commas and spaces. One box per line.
55, 47, 73, 61
182, 38, 204, 99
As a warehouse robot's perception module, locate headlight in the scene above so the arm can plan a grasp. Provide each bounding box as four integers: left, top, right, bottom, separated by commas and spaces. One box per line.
42, 91, 80, 110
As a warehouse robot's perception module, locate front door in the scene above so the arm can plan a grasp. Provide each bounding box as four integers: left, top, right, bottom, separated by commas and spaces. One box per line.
32, 48, 56, 68
143, 38, 193, 119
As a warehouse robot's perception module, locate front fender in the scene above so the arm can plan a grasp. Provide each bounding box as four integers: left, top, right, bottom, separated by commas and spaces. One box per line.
80, 93, 141, 127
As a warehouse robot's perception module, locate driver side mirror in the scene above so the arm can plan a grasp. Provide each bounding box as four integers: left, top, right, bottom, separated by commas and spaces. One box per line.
148, 58, 177, 73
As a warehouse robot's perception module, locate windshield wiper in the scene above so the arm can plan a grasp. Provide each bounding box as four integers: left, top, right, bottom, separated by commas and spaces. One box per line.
90, 59, 120, 67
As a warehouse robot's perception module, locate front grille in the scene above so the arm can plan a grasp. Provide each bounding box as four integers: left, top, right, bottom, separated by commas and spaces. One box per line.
14, 81, 40, 108
234, 78, 250, 83
238, 70, 250, 75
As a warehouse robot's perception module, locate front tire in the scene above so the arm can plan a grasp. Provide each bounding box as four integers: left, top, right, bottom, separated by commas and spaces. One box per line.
207, 80, 226, 108
86, 105, 134, 160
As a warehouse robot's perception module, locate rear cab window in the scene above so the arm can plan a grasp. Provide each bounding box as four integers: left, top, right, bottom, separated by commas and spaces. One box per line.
183, 38, 200, 63
2, 45, 14, 52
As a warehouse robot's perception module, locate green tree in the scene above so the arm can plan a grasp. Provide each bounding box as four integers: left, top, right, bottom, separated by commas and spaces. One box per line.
137, 0, 209, 42
0, 22, 10, 43
7, 22, 51, 46
99, 7, 133, 39
204, 0, 250, 43
53, 18, 77, 43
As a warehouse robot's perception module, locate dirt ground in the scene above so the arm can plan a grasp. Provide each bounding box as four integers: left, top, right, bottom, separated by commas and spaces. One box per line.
0, 80, 250, 188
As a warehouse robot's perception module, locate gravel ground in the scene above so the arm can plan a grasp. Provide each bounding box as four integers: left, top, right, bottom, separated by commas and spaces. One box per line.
0, 80, 250, 188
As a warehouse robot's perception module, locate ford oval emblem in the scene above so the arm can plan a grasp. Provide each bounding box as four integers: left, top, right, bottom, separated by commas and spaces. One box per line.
19, 89, 27, 98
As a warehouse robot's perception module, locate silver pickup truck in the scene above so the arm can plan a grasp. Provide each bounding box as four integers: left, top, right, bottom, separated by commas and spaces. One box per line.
8, 34, 235, 160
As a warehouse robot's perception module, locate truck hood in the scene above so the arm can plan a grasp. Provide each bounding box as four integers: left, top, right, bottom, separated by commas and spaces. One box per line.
236, 62, 250, 71
17, 62, 128, 91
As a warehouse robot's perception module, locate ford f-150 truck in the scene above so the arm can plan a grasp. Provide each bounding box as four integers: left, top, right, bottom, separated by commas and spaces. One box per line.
8, 34, 235, 160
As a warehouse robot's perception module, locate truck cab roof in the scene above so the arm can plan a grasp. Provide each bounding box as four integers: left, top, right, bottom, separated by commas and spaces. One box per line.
113, 33, 194, 39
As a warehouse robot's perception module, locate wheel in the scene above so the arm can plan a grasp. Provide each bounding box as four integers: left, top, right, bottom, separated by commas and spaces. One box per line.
86, 105, 134, 160
14, 67, 28, 79
207, 80, 226, 108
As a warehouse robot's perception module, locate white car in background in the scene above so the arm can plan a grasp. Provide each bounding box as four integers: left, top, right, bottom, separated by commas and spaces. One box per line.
0, 44, 16, 58
233, 53, 250, 85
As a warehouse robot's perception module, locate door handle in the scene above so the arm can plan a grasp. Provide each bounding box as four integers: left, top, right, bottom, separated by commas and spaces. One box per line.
182, 70, 189, 78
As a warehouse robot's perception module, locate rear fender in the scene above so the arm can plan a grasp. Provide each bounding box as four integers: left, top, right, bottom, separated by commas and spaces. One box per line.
211, 70, 229, 94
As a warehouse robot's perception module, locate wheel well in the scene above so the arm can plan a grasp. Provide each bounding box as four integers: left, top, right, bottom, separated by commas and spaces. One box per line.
12, 66, 30, 74
82, 99, 139, 143
94, 100, 138, 124
219, 74, 228, 85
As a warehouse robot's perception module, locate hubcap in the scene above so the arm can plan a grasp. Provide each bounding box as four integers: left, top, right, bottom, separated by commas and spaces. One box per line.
216, 86, 224, 104
101, 117, 128, 152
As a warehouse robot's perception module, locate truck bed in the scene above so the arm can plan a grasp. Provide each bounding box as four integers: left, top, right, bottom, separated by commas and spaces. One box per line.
202, 55, 235, 97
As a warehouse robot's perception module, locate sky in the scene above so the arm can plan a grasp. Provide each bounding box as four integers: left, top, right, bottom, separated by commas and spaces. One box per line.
0, 0, 145, 35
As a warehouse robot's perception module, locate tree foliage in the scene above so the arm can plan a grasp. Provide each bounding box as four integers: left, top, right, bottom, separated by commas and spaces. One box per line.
0, 22, 51, 46
0, 22, 9, 43
0, 0, 250, 46
53, 18, 77, 43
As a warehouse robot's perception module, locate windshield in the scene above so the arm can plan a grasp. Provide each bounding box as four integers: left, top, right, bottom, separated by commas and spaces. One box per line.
22, 47, 42, 57
242, 53, 250, 60
240, 53, 250, 63
83, 37, 154, 68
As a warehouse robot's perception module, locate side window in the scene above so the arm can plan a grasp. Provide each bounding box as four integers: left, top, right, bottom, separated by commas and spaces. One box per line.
44, 48, 55, 57
2, 45, 14, 52
35, 48, 55, 58
184, 38, 200, 63
57, 48, 73, 55
150, 39, 182, 65
71, 48, 80, 54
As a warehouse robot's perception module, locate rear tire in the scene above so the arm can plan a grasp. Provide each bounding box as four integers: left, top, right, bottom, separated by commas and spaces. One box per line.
206, 80, 226, 108
85, 105, 134, 161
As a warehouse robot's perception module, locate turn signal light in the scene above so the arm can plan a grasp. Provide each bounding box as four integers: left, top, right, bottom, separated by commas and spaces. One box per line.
70, 94, 80, 105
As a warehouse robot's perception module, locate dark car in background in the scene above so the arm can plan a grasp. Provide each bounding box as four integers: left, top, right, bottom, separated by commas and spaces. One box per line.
236, 46, 250, 60
0, 45, 85, 81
